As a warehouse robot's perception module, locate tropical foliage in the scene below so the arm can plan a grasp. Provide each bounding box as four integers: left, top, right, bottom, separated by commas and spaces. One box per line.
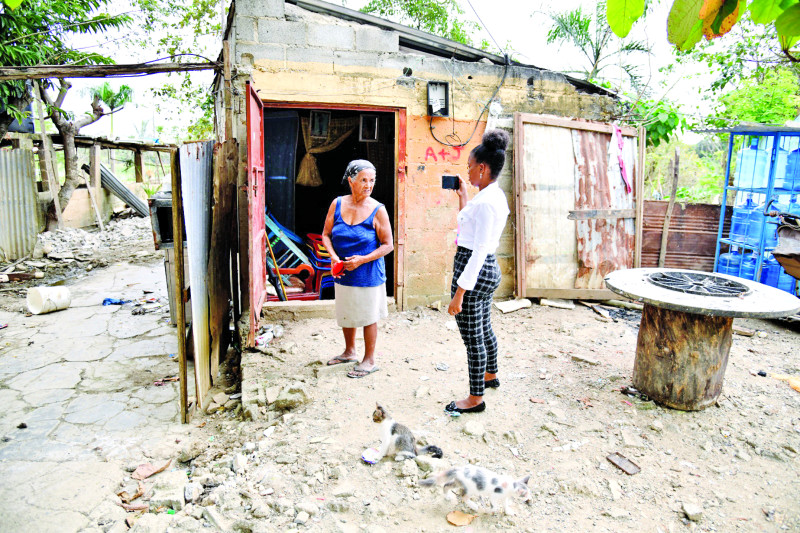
608, 0, 800, 57
0, 0, 130, 139
546, 2, 650, 90
359, 0, 482, 47
712, 67, 800, 127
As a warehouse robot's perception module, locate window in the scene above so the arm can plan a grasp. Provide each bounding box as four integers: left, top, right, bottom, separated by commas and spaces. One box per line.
359, 114, 378, 142
310, 111, 330, 138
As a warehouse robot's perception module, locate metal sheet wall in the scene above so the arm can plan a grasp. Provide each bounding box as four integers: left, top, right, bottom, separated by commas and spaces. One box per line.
180, 140, 214, 398
0, 149, 40, 261
515, 114, 639, 297
641, 201, 732, 271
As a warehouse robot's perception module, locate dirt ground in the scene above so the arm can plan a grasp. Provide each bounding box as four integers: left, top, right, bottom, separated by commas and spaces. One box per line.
195, 300, 800, 533
4, 218, 799, 532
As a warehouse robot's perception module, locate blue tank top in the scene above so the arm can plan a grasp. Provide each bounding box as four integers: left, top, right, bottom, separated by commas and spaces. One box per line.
330, 197, 386, 287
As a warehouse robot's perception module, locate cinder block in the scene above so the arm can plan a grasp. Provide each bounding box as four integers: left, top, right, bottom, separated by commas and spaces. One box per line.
258, 19, 307, 46
333, 50, 384, 69
236, 16, 256, 41
307, 24, 354, 50
286, 46, 335, 65
356, 26, 399, 53
236, 42, 285, 64
236, 0, 284, 18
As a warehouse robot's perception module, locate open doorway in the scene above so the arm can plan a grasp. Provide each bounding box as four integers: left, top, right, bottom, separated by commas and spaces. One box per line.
262, 107, 396, 300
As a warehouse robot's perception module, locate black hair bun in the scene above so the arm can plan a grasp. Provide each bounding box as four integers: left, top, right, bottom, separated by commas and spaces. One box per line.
481, 129, 509, 152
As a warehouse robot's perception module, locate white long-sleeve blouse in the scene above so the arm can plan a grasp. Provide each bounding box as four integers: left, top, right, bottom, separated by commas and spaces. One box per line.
455, 181, 510, 291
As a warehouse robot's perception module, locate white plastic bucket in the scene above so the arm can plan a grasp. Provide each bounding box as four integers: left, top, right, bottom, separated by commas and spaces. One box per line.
26, 286, 71, 315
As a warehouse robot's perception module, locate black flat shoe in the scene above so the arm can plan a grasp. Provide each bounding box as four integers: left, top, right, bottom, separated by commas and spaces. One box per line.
445, 401, 486, 414
485, 378, 500, 389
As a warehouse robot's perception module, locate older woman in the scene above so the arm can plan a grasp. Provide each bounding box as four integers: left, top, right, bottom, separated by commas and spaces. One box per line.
321, 160, 393, 378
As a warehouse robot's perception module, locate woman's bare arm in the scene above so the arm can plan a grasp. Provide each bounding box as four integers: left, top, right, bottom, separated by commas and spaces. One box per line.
320, 200, 340, 264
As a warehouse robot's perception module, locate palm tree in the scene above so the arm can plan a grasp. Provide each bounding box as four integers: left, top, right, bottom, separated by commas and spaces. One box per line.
89, 82, 133, 172
89, 82, 133, 140
546, 2, 650, 90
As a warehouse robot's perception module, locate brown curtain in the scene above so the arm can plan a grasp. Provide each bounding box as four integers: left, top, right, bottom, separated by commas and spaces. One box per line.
296, 116, 358, 187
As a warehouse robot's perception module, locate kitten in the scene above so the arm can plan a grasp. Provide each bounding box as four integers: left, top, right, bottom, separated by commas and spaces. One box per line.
372, 403, 443, 461
419, 465, 531, 515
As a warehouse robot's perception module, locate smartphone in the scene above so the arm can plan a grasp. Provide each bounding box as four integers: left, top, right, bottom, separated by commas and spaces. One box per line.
441, 175, 460, 190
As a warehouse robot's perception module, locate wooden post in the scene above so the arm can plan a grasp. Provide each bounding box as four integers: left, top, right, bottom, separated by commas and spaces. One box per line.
33, 81, 63, 229
89, 143, 102, 191
134, 150, 144, 183
633, 304, 732, 410
171, 149, 190, 422
634, 126, 646, 268
658, 148, 680, 268
83, 173, 105, 231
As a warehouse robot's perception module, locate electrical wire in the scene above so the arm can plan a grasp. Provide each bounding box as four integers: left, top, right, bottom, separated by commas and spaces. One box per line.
466, 0, 503, 55
429, 54, 510, 148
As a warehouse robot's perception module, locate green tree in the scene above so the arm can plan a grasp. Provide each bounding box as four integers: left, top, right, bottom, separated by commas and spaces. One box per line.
0, 0, 130, 139
712, 67, 800, 127
359, 0, 481, 46
545, 2, 650, 90
609, 0, 800, 57
89, 81, 133, 139
129, 0, 222, 141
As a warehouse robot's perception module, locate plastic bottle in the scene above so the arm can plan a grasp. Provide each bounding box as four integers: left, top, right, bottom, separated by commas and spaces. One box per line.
739, 253, 757, 280
785, 149, 800, 191
788, 194, 800, 215
717, 249, 742, 276
760, 253, 780, 287
746, 200, 766, 247
774, 146, 789, 189
765, 198, 787, 249
729, 195, 755, 243
736, 137, 769, 189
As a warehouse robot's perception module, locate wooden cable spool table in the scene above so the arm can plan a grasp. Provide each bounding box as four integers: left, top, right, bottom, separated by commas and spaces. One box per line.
604, 268, 800, 411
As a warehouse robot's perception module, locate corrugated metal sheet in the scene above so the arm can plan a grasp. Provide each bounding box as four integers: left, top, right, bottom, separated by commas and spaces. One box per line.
641, 201, 732, 272
521, 124, 578, 289
518, 120, 636, 293
0, 149, 40, 261
180, 140, 214, 399
572, 129, 635, 289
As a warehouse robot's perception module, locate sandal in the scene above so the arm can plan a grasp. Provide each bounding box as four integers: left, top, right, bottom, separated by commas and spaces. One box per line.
347, 366, 380, 378
327, 355, 357, 366
485, 378, 500, 389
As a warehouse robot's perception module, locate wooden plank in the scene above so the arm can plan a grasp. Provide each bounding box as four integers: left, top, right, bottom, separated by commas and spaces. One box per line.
170, 149, 190, 422
522, 123, 578, 291
0, 62, 220, 81
82, 172, 105, 230
659, 149, 680, 268
634, 126, 646, 268
134, 150, 144, 183
526, 288, 617, 300
34, 81, 63, 229
568, 208, 636, 220
516, 113, 638, 137
513, 112, 526, 297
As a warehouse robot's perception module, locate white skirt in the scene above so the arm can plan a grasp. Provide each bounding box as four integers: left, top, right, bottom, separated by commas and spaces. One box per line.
334, 283, 388, 328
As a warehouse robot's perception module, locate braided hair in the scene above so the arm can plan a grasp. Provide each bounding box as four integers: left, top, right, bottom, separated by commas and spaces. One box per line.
471, 129, 509, 180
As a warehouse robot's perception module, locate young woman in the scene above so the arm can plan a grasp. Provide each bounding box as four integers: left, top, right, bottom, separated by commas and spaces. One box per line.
446, 130, 510, 413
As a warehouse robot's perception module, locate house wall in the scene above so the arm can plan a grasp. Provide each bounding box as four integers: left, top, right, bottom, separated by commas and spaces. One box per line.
224, 0, 618, 308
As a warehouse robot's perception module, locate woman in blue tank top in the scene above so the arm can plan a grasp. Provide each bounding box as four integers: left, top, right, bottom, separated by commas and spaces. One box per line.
321, 160, 394, 378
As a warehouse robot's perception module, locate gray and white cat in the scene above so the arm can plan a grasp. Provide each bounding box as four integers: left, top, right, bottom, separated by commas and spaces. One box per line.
372, 403, 443, 461
419, 465, 531, 515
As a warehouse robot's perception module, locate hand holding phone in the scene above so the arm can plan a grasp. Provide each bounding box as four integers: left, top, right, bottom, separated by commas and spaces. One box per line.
441, 174, 460, 190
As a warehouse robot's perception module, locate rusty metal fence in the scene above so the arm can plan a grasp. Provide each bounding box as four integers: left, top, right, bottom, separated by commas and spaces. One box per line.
0, 149, 41, 261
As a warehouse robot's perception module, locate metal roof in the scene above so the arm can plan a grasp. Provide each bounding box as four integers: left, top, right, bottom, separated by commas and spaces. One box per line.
277, 0, 612, 96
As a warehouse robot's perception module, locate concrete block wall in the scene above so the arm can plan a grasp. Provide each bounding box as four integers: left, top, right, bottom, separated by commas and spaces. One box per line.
226, 1, 619, 309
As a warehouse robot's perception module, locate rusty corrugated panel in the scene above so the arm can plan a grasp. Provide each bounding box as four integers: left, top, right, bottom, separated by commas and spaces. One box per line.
521, 123, 578, 290
0, 149, 40, 261
572, 130, 635, 289
641, 201, 732, 271
180, 140, 214, 399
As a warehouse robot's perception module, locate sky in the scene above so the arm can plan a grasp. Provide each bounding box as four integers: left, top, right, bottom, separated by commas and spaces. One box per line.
57, 0, 724, 142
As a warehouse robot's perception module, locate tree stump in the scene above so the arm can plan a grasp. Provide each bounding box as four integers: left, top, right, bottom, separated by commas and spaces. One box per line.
633, 304, 733, 411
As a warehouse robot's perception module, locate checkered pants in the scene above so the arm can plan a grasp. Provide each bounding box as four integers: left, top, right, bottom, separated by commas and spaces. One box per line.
451, 246, 501, 397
